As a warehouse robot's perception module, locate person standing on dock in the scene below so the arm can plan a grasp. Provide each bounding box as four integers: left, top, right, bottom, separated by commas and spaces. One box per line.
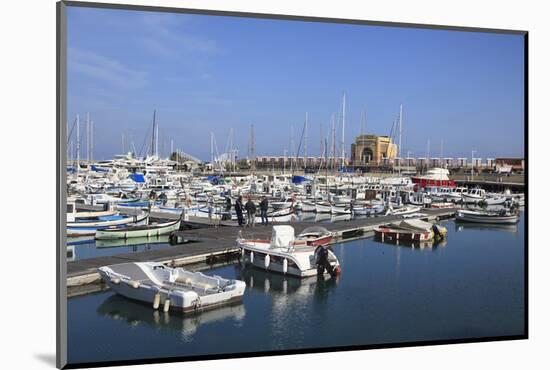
207, 195, 216, 226
235, 196, 244, 226
260, 196, 269, 226
245, 197, 257, 227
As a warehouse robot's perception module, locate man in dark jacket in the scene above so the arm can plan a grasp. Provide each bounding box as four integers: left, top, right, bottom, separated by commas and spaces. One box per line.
235, 196, 244, 226
259, 196, 269, 226
244, 197, 257, 227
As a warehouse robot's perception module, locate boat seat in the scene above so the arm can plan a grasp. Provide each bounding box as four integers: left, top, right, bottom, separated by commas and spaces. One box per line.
163, 280, 221, 296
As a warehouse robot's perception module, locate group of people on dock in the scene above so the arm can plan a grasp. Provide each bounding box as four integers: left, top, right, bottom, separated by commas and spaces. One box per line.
232, 196, 269, 227
207, 194, 269, 227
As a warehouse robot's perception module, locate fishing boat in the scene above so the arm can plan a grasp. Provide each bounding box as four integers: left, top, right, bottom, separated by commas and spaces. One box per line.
67, 212, 149, 237
270, 197, 295, 210
456, 209, 519, 224
296, 226, 333, 246
315, 201, 332, 214
352, 203, 384, 216
482, 196, 507, 206
300, 200, 317, 212
331, 202, 352, 215
374, 219, 448, 242
387, 205, 422, 216
98, 262, 246, 313
67, 212, 148, 228
95, 218, 181, 240
461, 188, 486, 204
237, 225, 341, 278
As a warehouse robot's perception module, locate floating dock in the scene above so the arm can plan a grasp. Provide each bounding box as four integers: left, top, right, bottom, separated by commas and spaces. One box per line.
66, 208, 456, 297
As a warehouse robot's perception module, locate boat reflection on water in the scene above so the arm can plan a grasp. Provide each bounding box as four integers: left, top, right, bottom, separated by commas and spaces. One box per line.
67, 245, 76, 262
454, 222, 519, 234
373, 236, 447, 250
95, 235, 170, 248
238, 266, 339, 299
97, 293, 246, 340
331, 214, 351, 223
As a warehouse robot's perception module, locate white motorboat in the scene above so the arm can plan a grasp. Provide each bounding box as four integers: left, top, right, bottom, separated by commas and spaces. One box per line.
98, 262, 246, 313
456, 209, 519, 224
462, 188, 486, 204
445, 187, 469, 202
237, 225, 341, 278
482, 196, 507, 205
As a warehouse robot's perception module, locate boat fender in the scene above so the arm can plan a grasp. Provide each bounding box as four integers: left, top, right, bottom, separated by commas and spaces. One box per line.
153, 293, 161, 310
163, 298, 171, 312
110, 278, 120, 285
250, 251, 254, 264
241, 248, 245, 258
264, 254, 270, 269
283, 258, 288, 274
129, 280, 140, 289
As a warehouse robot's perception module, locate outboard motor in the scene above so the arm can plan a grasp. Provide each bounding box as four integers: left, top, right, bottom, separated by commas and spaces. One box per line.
315, 246, 339, 277
432, 224, 445, 240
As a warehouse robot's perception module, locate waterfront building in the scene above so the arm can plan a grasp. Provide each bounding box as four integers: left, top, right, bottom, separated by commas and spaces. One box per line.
350, 134, 398, 166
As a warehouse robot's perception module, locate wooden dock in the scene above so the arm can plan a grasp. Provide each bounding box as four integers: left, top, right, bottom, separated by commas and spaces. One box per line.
66, 208, 456, 296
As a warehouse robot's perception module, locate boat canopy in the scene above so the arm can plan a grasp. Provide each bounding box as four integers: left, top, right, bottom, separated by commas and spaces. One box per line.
128, 173, 145, 183
292, 175, 308, 184
391, 219, 433, 232
270, 225, 295, 247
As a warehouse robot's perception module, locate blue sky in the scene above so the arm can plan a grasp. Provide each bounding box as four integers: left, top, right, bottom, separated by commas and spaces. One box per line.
67, 6, 525, 161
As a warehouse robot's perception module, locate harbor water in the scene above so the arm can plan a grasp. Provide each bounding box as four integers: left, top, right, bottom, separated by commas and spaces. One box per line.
67, 214, 525, 365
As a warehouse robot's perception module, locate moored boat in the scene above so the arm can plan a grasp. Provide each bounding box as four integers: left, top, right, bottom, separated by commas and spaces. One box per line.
374, 219, 448, 242
331, 203, 352, 215
315, 201, 332, 214
296, 226, 333, 246
98, 262, 246, 313
456, 209, 519, 224
237, 225, 341, 278
300, 200, 317, 213
95, 218, 181, 240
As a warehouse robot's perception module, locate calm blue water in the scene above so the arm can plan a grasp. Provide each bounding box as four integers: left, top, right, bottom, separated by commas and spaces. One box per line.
67, 215, 525, 365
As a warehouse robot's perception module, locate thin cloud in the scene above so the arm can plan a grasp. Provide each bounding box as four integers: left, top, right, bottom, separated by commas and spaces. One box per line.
136, 13, 222, 57
68, 47, 148, 89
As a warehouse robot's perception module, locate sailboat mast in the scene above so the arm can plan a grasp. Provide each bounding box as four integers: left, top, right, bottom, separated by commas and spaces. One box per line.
155, 116, 159, 157
398, 104, 403, 175
86, 112, 90, 163
304, 112, 308, 169
341, 93, 346, 169
150, 110, 156, 157
90, 120, 94, 162
76, 114, 80, 172
210, 132, 214, 172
